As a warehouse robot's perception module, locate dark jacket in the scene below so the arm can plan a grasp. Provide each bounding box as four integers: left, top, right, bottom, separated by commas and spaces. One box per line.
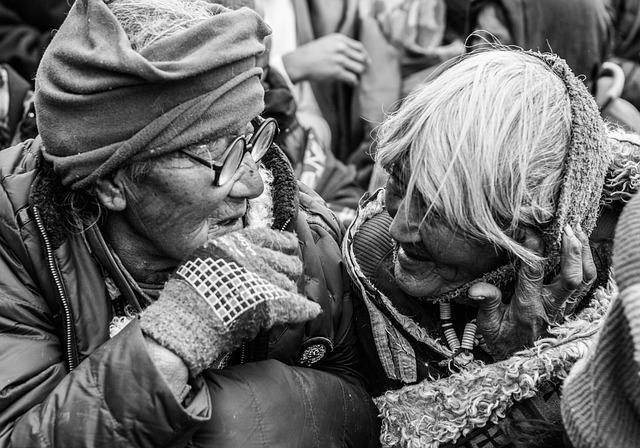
0, 64, 36, 150
469, 0, 612, 91
0, 138, 379, 447
0, 0, 70, 82
262, 67, 364, 225
606, 0, 640, 109
607, 0, 640, 61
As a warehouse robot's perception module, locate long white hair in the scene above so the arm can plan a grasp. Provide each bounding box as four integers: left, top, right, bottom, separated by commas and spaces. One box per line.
377, 49, 572, 266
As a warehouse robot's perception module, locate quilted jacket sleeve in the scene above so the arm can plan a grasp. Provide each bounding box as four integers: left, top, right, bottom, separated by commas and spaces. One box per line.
0, 257, 210, 448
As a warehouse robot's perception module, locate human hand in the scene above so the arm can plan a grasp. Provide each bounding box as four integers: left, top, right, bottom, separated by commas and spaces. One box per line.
468, 225, 596, 359
282, 33, 370, 85
140, 228, 321, 375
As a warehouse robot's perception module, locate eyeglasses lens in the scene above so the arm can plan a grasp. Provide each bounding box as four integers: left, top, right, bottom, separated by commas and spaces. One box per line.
250, 120, 276, 161
218, 138, 246, 186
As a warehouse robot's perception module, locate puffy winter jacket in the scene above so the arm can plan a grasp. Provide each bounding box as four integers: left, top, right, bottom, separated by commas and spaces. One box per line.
0, 138, 379, 447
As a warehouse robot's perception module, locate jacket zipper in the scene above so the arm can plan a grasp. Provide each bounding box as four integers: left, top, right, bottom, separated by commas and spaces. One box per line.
239, 342, 247, 364
32, 206, 78, 371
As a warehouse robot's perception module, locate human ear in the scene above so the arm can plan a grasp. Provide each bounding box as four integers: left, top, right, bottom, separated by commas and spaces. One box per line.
94, 170, 128, 211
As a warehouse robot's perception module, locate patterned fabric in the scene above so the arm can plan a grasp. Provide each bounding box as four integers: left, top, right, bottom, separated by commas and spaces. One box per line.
177, 257, 293, 327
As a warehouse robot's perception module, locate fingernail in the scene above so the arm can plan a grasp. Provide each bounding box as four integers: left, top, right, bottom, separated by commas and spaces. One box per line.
564, 224, 575, 238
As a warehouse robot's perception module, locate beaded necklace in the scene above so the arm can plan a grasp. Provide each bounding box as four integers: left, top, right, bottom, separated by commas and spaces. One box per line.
439, 301, 477, 366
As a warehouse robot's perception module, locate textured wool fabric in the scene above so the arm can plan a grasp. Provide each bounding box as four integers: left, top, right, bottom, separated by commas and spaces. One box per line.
526, 51, 612, 265
34, 0, 270, 189
374, 286, 612, 447
140, 229, 321, 374
562, 191, 640, 447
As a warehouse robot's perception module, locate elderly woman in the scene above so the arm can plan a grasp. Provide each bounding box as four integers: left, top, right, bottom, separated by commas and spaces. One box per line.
0, 0, 379, 446
344, 49, 618, 446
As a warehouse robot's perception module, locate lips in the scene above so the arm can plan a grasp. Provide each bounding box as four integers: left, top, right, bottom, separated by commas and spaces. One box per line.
398, 243, 430, 262
395, 244, 433, 268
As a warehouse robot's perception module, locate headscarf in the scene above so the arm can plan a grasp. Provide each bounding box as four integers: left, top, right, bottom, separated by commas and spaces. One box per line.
34, 0, 270, 189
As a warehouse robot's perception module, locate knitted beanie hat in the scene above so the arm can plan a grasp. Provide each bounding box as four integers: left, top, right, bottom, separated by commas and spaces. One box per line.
561, 191, 640, 447
34, 0, 270, 189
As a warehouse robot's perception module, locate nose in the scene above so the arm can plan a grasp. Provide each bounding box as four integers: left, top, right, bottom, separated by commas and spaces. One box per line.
388, 195, 421, 244
227, 152, 264, 199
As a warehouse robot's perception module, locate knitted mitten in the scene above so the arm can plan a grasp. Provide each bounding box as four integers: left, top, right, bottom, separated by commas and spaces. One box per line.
140, 228, 321, 375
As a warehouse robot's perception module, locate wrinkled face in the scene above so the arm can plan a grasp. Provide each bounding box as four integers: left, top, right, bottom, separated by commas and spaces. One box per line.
385, 162, 507, 299
120, 122, 264, 263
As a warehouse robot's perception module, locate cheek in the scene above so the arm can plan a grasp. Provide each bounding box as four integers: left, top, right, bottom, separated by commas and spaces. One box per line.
130, 173, 224, 237
420, 225, 506, 276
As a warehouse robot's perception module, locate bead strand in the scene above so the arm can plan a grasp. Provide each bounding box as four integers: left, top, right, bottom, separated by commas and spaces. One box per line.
439, 301, 452, 320
442, 322, 461, 351
461, 319, 477, 351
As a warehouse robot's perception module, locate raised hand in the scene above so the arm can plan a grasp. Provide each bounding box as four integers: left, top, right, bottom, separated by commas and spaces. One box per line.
282, 33, 370, 86
468, 225, 596, 359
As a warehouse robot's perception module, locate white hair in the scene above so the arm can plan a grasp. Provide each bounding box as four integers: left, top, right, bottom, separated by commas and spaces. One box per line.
377, 50, 572, 266
107, 0, 224, 51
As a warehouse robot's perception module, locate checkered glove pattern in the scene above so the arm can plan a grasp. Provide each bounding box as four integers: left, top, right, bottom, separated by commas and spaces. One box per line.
140, 228, 321, 375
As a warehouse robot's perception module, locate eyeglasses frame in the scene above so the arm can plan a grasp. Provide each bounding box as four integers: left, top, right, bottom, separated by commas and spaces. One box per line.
179, 117, 278, 186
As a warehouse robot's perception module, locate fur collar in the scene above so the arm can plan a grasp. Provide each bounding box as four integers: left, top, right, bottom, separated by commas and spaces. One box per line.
374, 285, 612, 447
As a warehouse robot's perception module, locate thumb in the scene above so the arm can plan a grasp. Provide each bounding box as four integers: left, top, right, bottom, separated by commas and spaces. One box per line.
468, 282, 503, 336
266, 293, 322, 328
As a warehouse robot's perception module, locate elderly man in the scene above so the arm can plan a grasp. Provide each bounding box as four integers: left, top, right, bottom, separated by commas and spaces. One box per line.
343, 49, 623, 447
0, 0, 379, 446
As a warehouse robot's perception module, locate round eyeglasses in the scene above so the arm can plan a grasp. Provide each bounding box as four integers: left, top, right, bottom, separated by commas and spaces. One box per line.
180, 117, 278, 186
